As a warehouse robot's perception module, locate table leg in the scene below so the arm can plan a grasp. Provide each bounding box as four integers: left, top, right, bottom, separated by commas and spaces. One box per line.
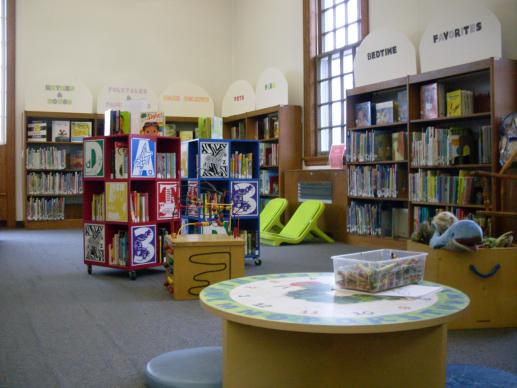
223, 320, 447, 388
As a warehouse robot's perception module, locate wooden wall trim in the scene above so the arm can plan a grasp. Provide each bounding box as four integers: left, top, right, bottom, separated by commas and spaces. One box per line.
6, 0, 16, 227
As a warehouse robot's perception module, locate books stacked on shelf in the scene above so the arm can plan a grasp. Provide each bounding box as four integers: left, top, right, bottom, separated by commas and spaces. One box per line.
259, 170, 279, 196
130, 191, 149, 222
347, 201, 408, 238
27, 121, 47, 142
446, 89, 474, 117
239, 229, 259, 257
397, 90, 408, 122
104, 110, 131, 135
420, 82, 446, 119
375, 101, 398, 125
297, 182, 332, 204
27, 197, 65, 220
346, 131, 406, 162
230, 122, 246, 139
108, 231, 129, 266
259, 143, 278, 166
409, 170, 484, 205
411, 127, 488, 166
113, 142, 128, 179
230, 152, 253, 179
27, 172, 83, 195
91, 193, 105, 221
69, 149, 83, 169
71, 121, 93, 142
354, 102, 373, 127
157, 153, 177, 179
51, 121, 70, 142
26, 147, 67, 170
258, 115, 279, 139
348, 165, 407, 198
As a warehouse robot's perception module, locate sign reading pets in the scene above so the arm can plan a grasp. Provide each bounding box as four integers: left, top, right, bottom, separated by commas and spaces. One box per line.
419, 1, 501, 72
354, 28, 417, 87
255, 68, 288, 110
221, 80, 256, 117
159, 82, 214, 117
25, 80, 93, 113
96, 84, 158, 113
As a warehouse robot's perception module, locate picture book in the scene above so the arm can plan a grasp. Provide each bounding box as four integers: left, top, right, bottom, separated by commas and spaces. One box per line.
69, 149, 84, 169
27, 121, 47, 142
375, 101, 396, 125
180, 142, 189, 178
131, 225, 156, 266
397, 90, 408, 122
200, 141, 229, 178
446, 89, 474, 117
329, 144, 345, 168
139, 112, 165, 135
231, 181, 258, 217
84, 223, 105, 263
420, 83, 445, 119
157, 181, 180, 220
114, 141, 128, 179
162, 123, 177, 137
197, 116, 223, 139
84, 139, 104, 177
392, 132, 407, 161
391, 208, 409, 238
70, 121, 92, 142
179, 130, 194, 141
373, 132, 392, 161
51, 121, 70, 142
130, 137, 156, 178
105, 182, 128, 222
354, 102, 372, 127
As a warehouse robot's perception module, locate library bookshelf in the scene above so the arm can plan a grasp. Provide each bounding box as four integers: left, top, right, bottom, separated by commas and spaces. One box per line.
23, 111, 103, 229
180, 138, 261, 263
83, 134, 181, 280
223, 105, 302, 210
344, 57, 517, 247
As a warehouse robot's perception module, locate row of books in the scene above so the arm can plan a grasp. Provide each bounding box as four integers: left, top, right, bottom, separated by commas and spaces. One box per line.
239, 229, 259, 257
108, 231, 129, 267
157, 228, 169, 263
411, 126, 491, 166
348, 165, 407, 198
257, 115, 279, 140
105, 110, 179, 136
420, 83, 475, 119
354, 92, 407, 127
347, 201, 409, 238
409, 170, 483, 205
26, 197, 65, 220
157, 153, 177, 179
26, 147, 68, 170
27, 172, 83, 195
230, 122, 246, 140
27, 120, 92, 143
130, 191, 149, 223
91, 193, 105, 221
345, 131, 406, 162
259, 170, 279, 196
230, 152, 253, 179
259, 143, 278, 166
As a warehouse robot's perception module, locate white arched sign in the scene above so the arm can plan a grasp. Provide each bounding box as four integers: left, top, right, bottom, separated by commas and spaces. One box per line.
221, 80, 255, 117
159, 82, 214, 117
25, 80, 93, 113
96, 84, 158, 113
255, 68, 288, 110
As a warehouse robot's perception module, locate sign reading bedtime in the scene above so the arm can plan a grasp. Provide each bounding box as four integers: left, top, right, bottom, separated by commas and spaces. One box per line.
354, 29, 416, 87
159, 82, 214, 117
96, 84, 158, 113
221, 80, 255, 117
255, 68, 288, 110
419, 1, 501, 72
25, 80, 93, 113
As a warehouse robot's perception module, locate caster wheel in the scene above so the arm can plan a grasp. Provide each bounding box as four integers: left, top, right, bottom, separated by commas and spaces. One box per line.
129, 271, 137, 280
254, 259, 262, 266
87, 265, 92, 275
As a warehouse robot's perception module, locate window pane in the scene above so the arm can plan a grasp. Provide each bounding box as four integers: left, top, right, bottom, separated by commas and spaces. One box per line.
331, 77, 341, 101
332, 127, 342, 145
323, 9, 334, 33
335, 3, 345, 28
335, 27, 346, 49
344, 73, 354, 91
347, 22, 359, 45
319, 104, 329, 128
332, 102, 342, 126
323, 32, 334, 52
319, 80, 329, 103
323, 0, 334, 10
320, 129, 330, 153
331, 54, 340, 76
319, 56, 329, 80
347, 0, 358, 23
343, 53, 353, 73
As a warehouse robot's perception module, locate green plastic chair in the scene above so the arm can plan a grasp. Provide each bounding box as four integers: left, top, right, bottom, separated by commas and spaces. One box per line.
260, 198, 288, 232
260, 200, 335, 246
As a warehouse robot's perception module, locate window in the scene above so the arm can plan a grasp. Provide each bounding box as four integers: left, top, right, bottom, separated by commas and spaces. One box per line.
0, 0, 6, 145
303, 0, 368, 164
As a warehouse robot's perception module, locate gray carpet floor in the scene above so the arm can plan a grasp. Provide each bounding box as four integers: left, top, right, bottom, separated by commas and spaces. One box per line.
0, 229, 515, 387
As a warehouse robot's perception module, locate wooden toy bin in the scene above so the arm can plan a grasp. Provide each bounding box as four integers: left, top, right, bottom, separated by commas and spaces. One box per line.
407, 241, 517, 329
171, 234, 245, 300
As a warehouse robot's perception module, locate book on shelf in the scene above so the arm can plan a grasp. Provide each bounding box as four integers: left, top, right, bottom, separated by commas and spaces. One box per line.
91, 192, 105, 221
259, 170, 279, 195
27, 121, 47, 142
108, 231, 128, 266
354, 102, 372, 127
180, 143, 189, 178
397, 90, 408, 122
375, 101, 397, 125
329, 144, 345, 168
446, 89, 474, 117
139, 112, 165, 135
26, 146, 67, 170
104, 110, 130, 136
198, 116, 223, 139
346, 130, 403, 162
114, 141, 128, 179
348, 164, 407, 198
392, 208, 409, 238
163, 123, 177, 137
230, 151, 253, 179
157, 227, 169, 263
179, 130, 194, 141
271, 116, 280, 138
258, 115, 277, 139
69, 149, 83, 169
157, 152, 177, 179
479, 126, 492, 164
239, 229, 259, 257
27, 171, 83, 195
420, 83, 445, 119
51, 121, 70, 142
373, 132, 392, 161
106, 182, 128, 222
231, 122, 246, 140
259, 143, 278, 166
27, 197, 65, 221
392, 131, 407, 161
70, 121, 92, 142
130, 191, 149, 223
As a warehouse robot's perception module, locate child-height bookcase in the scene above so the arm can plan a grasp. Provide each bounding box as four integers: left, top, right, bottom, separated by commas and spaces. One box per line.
223, 105, 302, 210
181, 138, 261, 264
23, 111, 103, 229
344, 58, 517, 248
83, 134, 181, 280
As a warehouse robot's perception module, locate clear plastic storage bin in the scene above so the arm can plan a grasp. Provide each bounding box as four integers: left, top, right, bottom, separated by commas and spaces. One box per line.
331, 249, 428, 292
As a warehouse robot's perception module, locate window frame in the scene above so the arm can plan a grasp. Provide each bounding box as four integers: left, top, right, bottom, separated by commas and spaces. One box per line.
303, 0, 368, 165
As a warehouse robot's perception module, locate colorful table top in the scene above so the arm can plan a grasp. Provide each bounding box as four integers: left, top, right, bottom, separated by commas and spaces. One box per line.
200, 273, 470, 334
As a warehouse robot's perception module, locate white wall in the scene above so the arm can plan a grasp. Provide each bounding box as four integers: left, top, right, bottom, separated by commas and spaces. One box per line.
15, 0, 233, 220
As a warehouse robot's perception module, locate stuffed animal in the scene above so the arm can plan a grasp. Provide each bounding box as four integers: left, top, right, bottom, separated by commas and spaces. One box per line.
411, 221, 434, 244
431, 211, 458, 234
482, 231, 514, 248
429, 216, 483, 252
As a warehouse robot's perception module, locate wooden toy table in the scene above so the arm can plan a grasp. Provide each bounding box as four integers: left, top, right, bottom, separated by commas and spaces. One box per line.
200, 273, 469, 388
171, 234, 245, 300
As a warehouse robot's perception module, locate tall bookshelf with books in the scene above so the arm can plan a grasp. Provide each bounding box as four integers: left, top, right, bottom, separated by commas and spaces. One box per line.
23, 111, 103, 229
83, 134, 181, 280
223, 105, 302, 209
344, 58, 516, 247
180, 138, 261, 263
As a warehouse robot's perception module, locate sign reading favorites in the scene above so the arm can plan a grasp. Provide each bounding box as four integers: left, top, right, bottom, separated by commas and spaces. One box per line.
159, 82, 214, 117
419, 1, 501, 72
221, 80, 256, 117
25, 80, 93, 113
255, 68, 288, 110
96, 84, 158, 113
354, 29, 417, 87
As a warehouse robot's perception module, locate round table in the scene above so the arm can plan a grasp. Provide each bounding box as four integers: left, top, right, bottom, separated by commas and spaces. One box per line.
200, 272, 469, 388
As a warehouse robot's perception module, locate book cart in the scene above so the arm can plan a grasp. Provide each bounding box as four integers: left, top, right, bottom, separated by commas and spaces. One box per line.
83, 134, 181, 280
180, 138, 261, 265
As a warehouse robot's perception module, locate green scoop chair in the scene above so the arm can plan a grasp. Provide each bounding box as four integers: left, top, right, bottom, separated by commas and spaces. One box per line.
260, 200, 335, 246
260, 198, 288, 233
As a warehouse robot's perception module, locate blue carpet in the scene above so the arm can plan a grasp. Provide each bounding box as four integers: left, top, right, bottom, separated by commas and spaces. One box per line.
447, 364, 517, 387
